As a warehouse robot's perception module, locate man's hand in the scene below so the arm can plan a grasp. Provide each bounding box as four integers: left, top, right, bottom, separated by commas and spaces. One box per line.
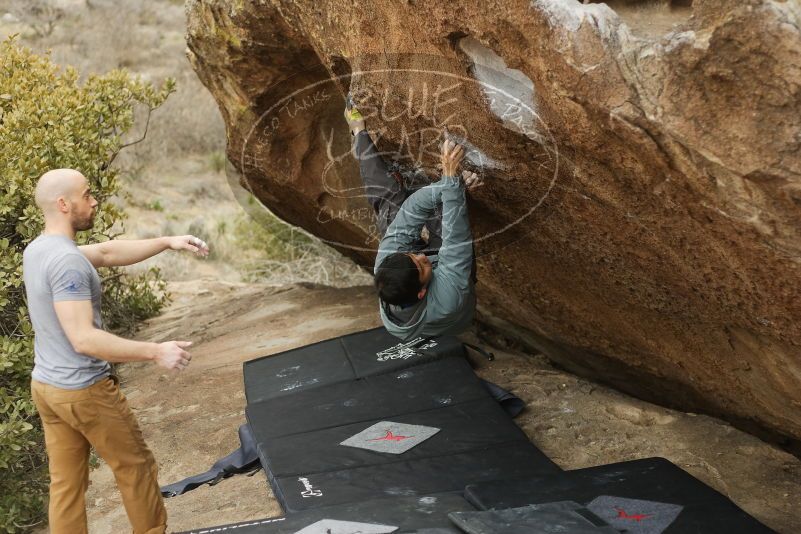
154, 341, 193, 371
462, 170, 484, 193
441, 139, 465, 177
168, 235, 210, 257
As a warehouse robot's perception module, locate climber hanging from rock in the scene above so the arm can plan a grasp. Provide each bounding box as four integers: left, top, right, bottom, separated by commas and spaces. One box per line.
345, 95, 482, 341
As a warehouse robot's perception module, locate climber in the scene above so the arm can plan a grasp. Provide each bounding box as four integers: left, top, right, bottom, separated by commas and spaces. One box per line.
23, 168, 210, 534
345, 97, 482, 341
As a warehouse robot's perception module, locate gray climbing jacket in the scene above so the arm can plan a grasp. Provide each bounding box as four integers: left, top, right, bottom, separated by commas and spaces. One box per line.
375, 176, 476, 341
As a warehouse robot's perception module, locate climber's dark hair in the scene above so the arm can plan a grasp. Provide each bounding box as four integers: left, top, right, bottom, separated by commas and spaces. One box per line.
375, 252, 422, 305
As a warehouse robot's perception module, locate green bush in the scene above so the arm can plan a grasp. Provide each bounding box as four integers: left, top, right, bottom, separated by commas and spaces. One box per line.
0, 37, 174, 533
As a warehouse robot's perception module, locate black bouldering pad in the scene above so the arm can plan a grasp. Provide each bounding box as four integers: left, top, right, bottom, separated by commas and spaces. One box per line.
463, 457, 774, 533
174, 493, 473, 534
448, 501, 618, 534
342, 329, 465, 378
243, 328, 465, 404
272, 441, 561, 513
243, 336, 353, 405
259, 397, 531, 478
247, 358, 488, 441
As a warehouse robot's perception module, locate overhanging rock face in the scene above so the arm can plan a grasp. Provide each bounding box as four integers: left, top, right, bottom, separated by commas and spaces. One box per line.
185, 0, 801, 443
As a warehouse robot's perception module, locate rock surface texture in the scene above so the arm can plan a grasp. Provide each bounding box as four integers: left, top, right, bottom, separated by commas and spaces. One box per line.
185, 0, 801, 445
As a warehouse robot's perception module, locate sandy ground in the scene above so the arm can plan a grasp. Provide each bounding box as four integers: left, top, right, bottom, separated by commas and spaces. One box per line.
54, 280, 800, 534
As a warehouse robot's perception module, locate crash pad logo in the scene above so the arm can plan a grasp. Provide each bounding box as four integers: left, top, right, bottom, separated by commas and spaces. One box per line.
297, 477, 322, 498
376, 337, 437, 362
587, 496, 683, 534
236, 51, 560, 258
616, 507, 652, 522
340, 421, 440, 454
368, 430, 414, 442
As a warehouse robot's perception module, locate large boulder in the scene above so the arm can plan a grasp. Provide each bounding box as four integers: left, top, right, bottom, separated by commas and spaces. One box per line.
185, 0, 801, 445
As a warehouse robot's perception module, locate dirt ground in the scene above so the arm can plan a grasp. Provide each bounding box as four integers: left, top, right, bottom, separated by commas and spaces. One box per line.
58, 280, 800, 534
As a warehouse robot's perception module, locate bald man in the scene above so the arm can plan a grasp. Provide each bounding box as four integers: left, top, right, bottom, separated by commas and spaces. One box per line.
24, 169, 210, 534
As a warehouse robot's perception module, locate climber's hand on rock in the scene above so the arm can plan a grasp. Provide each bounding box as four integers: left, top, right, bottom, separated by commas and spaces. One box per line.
462, 170, 483, 192
441, 138, 465, 177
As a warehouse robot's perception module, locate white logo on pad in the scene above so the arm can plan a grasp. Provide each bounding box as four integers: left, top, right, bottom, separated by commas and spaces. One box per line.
298, 477, 322, 497
376, 338, 438, 361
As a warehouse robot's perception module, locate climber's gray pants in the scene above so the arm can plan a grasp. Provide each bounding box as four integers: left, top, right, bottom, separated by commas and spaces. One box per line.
354, 130, 442, 249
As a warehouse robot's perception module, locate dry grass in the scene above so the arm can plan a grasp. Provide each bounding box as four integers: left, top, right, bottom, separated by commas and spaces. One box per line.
232, 200, 372, 287
0, 0, 371, 288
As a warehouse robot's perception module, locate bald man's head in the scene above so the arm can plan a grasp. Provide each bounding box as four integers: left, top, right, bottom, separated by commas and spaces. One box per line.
35, 169, 98, 231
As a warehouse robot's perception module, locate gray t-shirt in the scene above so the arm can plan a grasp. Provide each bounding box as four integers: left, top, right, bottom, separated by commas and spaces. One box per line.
23, 234, 110, 389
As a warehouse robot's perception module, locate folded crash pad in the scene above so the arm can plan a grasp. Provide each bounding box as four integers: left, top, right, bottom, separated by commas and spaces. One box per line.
243, 328, 465, 404
247, 357, 489, 441
174, 493, 474, 534
464, 457, 773, 533
259, 397, 531, 478
272, 441, 560, 513
448, 501, 619, 534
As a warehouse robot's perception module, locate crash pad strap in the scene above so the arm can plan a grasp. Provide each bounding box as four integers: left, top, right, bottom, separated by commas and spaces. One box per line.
160, 424, 261, 498
481, 380, 524, 418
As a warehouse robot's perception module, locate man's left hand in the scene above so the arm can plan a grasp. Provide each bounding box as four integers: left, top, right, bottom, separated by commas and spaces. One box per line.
168, 235, 210, 257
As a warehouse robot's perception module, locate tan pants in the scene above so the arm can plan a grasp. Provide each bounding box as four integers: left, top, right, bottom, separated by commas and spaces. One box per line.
31, 377, 167, 534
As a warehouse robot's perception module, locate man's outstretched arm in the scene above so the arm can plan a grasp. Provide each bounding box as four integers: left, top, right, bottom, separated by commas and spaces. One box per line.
54, 299, 191, 370
79, 235, 209, 268
374, 184, 444, 271
373, 139, 482, 271
430, 141, 474, 298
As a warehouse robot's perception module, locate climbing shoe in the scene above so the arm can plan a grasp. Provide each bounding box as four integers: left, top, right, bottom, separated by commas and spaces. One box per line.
344, 93, 365, 135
